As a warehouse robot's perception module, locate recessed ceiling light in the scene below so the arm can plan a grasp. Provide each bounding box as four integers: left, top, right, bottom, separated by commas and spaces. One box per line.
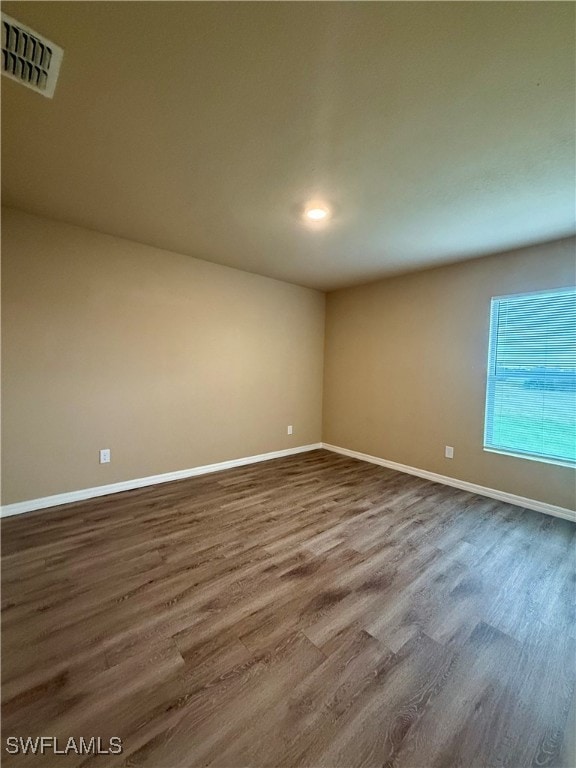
303, 203, 331, 222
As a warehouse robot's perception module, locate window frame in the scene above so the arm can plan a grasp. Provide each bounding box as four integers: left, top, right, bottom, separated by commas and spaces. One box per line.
483, 286, 576, 468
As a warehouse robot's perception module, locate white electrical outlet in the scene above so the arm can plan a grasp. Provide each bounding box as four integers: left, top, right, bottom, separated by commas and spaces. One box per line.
287, 425, 293, 435
99, 448, 111, 464
445, 445, 454, 459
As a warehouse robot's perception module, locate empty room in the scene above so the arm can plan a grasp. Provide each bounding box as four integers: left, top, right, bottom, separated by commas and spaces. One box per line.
1, 2, 575, 766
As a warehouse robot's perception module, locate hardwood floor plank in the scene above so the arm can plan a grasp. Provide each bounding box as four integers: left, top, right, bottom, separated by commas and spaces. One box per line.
2, 449, 574, 767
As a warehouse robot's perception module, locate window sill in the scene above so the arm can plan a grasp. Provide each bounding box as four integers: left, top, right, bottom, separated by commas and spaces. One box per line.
483, 447, 576, 469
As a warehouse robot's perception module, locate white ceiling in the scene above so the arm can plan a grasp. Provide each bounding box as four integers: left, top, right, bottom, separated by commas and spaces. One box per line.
2, 1, 575, 291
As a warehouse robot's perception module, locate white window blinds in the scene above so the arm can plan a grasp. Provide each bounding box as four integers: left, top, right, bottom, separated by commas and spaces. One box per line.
484, 287, 576, 465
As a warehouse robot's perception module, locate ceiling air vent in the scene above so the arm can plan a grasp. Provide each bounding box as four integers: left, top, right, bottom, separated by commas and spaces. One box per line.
1, 13, 63, 98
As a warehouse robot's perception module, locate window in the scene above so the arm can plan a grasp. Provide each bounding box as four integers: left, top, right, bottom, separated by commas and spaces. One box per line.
484, 287, 576, 466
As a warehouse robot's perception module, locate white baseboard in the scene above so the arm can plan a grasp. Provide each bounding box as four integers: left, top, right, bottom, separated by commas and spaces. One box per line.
1, 443, 323, 517
322, 443, 576, 523
4, 442, 573, 524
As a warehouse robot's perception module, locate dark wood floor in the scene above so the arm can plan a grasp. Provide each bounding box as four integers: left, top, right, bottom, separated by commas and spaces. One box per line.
2, 449, 575, 768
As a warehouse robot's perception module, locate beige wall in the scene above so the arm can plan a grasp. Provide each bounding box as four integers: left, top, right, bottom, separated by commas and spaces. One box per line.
323, 238, 576, 510
2, 207, 575, 511
1, 208, 325, 505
